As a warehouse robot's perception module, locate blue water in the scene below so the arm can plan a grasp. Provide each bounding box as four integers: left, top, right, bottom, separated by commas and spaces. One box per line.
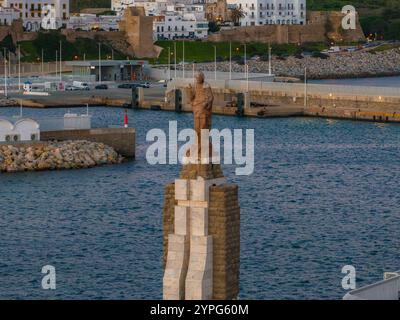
1, 107, 400, 300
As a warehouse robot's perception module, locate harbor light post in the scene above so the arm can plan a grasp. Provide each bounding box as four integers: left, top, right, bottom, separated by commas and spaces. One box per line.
243, 43, 247, 81
59, 41, 62, 82
174, 42, 177, 79
167, 47, 171, 81
41, 49, 44, 76
268, 44, 272, 76
182, 40, 185, 79
304, 67, 307, 108
214, 45, 217, 80
18, 45, 21, 91
4, 48, 8, 98
229, 41, 232, 80
98, 43, 102, 83
55, 50, 58, 78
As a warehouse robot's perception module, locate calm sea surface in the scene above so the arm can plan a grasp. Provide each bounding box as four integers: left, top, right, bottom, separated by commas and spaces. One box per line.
1, 78, 400, 299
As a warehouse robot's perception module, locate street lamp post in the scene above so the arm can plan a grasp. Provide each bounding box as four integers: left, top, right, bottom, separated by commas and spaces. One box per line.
268, 44, 272, 76
174, 42, 177, 79
229, 41, 232, 80
182, 40, 185, 79
214, 45, 217, 80
4, 48, 7, 98
41, 49, 44, 76
304, 67, 307, 108
244, 43, 247, 80
18, 45, 21, 91
168, 47, 171, 81
59, 41, 62, 82
98, 43, 102, 83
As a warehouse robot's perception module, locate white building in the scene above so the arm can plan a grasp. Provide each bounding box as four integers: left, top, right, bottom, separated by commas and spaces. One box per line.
227, 0, 306, 26
153, 9, 209, 40
2, 0, 69, 31
0, 118, 40, 142
0, 6, 19, 25
67, 14, 121, 31
150, 3, 209, 40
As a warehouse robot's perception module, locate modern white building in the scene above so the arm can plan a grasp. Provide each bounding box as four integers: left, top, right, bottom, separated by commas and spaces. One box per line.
153, 9, 209, 40
112, 0, 209, 39
0, 6, 19, 25
0, 118, 40, 142
227, 0, 306, 26
67, 13, 121, 31
2, 0, 70, 31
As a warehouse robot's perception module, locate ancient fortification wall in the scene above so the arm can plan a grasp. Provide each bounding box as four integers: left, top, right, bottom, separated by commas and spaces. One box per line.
208, 11, 365, 44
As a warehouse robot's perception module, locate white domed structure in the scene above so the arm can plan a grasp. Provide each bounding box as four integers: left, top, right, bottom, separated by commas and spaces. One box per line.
0, 118, 40, 143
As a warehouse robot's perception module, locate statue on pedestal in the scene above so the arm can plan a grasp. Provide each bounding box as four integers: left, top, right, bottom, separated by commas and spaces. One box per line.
187, 72, 214, 160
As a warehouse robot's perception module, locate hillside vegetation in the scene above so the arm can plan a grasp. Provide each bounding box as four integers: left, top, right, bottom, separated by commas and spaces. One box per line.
308, 0, 400, 39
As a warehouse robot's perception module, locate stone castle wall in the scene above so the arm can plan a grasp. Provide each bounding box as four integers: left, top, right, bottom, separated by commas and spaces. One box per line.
208, 11, 365, 44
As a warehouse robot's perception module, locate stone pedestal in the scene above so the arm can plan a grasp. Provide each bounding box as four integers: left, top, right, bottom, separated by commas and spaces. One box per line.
163, 164, 240, 300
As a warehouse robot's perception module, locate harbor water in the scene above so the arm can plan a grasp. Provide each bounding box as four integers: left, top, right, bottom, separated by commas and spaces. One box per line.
0, 105, 399, 299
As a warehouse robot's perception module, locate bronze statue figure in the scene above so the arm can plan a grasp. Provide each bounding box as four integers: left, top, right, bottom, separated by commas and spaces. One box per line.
188, 72, 214, 159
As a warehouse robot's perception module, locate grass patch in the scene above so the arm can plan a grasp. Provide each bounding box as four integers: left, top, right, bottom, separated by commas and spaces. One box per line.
151, 41, 330, 64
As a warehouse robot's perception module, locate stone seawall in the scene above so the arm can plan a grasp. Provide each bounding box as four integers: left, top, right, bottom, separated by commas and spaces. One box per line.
41, 128, 136, 158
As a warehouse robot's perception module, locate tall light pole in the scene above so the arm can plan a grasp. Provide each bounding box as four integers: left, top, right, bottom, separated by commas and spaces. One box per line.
244, 43, 247, 80
98, 43, 102, 83
304, 67, 307, 108
182, 40, 185, 79
268, 44, 272, 76
167, 47, 171, 81
214, 45, 217, 80
4, 48, 7, 98
55, 50, 58, 78
174, 42, 177, 79
8, 51, 11, 77
59, 40, 62, 82
41, 48, 44, 76
18, 44, 21, 91
229, 41, 232, 80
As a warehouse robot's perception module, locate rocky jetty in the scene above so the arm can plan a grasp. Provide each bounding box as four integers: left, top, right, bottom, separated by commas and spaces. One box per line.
0, 97, 18, 107
193, 48, 400, 80
0, 140, 123, 173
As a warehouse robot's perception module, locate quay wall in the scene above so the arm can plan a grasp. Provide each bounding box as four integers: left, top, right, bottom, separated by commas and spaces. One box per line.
163, 79, 400, 122
41, 128, 136, 158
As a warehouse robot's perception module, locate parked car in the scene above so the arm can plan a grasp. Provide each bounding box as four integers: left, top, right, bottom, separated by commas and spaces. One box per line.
118, 83, 138, 89
66, 85, 80, 91
135, 82, 151, 88
95, 84, 108, 90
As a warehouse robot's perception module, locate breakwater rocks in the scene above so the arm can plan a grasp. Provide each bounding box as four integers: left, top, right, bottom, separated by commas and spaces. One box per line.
0, 140, 123, 173
194, 48, 400, 80
0, 98, 18, 107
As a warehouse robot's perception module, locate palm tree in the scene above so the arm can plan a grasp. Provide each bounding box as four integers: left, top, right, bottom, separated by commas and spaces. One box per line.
230, 8, 245, 26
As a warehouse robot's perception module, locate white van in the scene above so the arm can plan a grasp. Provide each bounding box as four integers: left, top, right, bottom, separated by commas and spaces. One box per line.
72, 81, 90, 90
